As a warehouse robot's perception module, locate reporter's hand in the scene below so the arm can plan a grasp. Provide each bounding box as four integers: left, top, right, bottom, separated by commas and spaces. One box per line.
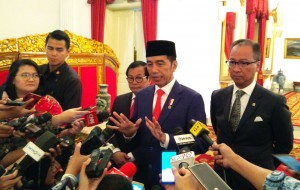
78, 158, 112, 190
107, 112, 141, 137
112, 151, 130, 167
0, 124, 14, 138
0, 169, 22, 190
212, 143, 238, 168
65, 142, 90, 176
172, 167, 204, 190
52, 107, 90, 126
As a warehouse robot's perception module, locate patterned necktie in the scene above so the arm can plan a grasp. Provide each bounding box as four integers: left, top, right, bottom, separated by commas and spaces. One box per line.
130, 98, 135, 118
153, 89, 165, 120
229, 90, 245, 132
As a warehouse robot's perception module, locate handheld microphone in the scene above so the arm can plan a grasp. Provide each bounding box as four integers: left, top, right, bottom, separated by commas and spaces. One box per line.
189, 119, 213, 146
84, 111, 110, 127
85, 143, 114, 178
173, 127, 195, 154
170, 151, 195, 169
107, 162, 137, 179
4, 115, 29, 129
6, 131, 59, 188
18, 112, 53, 132
80, 127, 115, 155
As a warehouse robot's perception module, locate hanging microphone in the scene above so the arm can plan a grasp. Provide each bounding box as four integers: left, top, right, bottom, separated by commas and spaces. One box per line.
80, 127, 115, 155
189, 119, 213, 146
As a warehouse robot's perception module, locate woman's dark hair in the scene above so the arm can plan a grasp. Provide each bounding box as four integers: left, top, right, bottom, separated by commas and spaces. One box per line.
1, 59, 40, 100
97, 174, 133, 190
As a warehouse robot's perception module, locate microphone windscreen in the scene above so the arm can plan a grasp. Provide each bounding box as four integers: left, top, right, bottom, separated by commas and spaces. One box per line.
97, 111, 110, 122
173, 127, 184, 135
119, 162, 137, 178
36, 112, 52, 124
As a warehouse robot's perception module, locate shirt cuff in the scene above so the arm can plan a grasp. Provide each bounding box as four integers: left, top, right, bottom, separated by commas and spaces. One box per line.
113, 148, 121, 154
160, 133, 169, 149
127, 152, 135, 162
123, 132, 137, 142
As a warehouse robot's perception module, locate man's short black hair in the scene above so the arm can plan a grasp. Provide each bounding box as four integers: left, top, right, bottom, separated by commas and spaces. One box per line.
231, 39, 260, 61
126, 61, 149, 77
45, 30, 71, 50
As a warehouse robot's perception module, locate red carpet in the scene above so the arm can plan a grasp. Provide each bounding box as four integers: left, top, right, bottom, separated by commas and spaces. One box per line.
285, 92, 300, 126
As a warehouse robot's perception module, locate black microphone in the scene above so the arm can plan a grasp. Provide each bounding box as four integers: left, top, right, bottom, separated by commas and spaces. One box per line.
18, 112, 53, 132
80, 127, 115, 155
189, 119, 213, 146
6, 131, 59, 187
97, 111, 110, 123
173, 127, 195, 154
4, 115, 30, 129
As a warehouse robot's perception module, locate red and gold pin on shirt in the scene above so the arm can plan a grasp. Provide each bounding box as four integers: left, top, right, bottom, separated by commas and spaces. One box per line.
168, 98, 174, 109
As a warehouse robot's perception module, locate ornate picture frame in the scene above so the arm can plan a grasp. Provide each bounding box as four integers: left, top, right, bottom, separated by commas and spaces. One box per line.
284, 38, 300, 59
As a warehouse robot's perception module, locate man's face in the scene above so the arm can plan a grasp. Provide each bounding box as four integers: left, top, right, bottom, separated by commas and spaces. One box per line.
45, 38, 70, 70
127, 66, 150, 94
146, 55, 177, 88
229, 44, 259, 89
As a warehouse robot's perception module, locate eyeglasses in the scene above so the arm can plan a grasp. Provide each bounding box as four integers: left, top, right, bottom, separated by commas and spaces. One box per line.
126, 76, 147, 83
226, 60, 258, 69
16, 73, 41, 80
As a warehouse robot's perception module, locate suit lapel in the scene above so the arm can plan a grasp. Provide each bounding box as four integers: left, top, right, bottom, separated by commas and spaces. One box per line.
238, 84, 261, 129
223, 86, 235, 137
158, 81, 182, 126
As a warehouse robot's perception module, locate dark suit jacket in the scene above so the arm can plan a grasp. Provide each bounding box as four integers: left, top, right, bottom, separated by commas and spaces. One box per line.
131, 81, 208, 189
210, 83, 294, 190
106, 92, 134, 153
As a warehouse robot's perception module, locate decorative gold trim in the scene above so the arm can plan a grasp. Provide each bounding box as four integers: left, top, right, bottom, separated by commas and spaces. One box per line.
0, 31, 120, 73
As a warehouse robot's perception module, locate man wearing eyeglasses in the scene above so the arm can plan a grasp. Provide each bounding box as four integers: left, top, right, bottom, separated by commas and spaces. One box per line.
210, 39, 293, 190
106, 61, 150, 167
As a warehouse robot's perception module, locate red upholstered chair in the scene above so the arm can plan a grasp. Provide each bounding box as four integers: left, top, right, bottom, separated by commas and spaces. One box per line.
0, 31, 119, 110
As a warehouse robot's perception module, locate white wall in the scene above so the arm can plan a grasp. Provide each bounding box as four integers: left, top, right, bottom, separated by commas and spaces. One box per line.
0, 0, 91, 39
157, 0, 222, 115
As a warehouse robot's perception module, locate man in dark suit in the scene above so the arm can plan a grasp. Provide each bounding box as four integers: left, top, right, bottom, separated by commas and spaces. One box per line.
210, 39, 294, 190
108, 40, 208, 189
107, 61, 150, 167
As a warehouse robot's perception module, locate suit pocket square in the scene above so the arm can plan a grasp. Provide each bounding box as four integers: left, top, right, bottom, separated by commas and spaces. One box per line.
254, 116, 263, 122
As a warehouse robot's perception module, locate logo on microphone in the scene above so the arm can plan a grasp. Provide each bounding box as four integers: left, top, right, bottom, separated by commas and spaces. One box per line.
84, 110, 99, 127
23, 141, 45, 162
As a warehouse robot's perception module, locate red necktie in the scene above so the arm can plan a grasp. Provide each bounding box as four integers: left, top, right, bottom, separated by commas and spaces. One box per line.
130, 98, 135, 118
153, 89, 165, 119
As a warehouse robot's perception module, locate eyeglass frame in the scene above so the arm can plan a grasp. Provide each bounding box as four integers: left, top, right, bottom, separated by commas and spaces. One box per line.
225, 60, 258, 69
15, 73, 41, 80
126, 76, 148, 83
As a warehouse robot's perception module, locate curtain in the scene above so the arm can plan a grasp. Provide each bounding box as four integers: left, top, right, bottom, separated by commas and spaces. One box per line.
246, 0, 258, 40
141, 0, 158, 47
89, 0, 106, 42
224, 12, 236, 60
257, 0, 269, 86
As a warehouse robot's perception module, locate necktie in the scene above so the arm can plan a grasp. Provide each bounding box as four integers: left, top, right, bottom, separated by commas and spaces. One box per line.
229, 90, 245, 133
130, 98, 135, 118
153, 89, 165, 120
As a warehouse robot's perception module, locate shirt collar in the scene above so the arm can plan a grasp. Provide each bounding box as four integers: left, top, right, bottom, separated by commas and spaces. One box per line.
154, 78, 176, 95
233, 80, 256, 96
